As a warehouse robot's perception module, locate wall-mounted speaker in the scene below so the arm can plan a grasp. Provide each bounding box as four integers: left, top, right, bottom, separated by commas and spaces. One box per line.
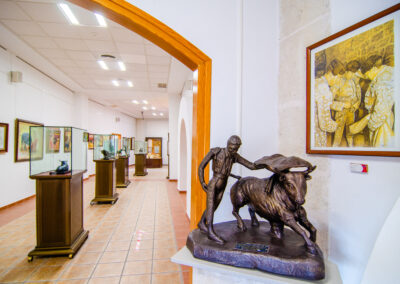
10, 71, 22, 83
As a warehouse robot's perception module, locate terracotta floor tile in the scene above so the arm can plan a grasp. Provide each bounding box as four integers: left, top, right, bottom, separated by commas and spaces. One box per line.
152, 259, 181, 273
154, 238, 175, 249
153, 247, 177, 259
0, 266, 37, 282
92, 262, 124, 278
105, 240, 130, 251
44, 256, 72, 266
151, 272, 182, 284
127, 249, 153, 261
123, 260, 152, 275
87, 276, 120, 284
120, 274, 151, 284
28, 265, 64, 281
59, 264, 94, 279
99, 250, 128, 263
72, 252, 101, 265
131, 239, 153, 250
182, 270, 191, 284
82, 241, 107, 253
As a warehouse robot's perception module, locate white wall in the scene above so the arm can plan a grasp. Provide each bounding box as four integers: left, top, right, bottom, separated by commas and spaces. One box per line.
136, 118, 169, 164
168, 93, 180, 179
177, 90, 193, 216
278, 1, 400, 284
86, 100, 137, 176
127, 0, 280, 224
0, 47, 75, 207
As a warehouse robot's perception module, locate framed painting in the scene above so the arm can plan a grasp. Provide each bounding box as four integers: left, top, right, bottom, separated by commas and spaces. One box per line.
46, 127, 61, 153
88, 134, 94, 149
0, 123, 8, 153
306, 4, 400, 156
83, 132, 89, 142
15, 119, 43, 162
64, 128, 72, 153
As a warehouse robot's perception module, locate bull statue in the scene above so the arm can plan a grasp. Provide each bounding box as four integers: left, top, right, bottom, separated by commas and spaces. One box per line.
230, 154, 318, 254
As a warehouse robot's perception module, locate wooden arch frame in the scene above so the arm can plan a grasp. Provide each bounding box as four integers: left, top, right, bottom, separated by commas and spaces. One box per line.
68, 0, 209, 229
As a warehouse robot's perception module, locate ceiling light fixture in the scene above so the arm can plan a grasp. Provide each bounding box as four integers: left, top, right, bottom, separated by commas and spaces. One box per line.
152, 113, 157, 116
142, 106, 148, 110
95, 13, 107, 27
112, 80, 119, 87
127, 81, 134, 87
132, 100, 139, 104
97, 60, 109, 70
58, 3, 80, 26
118, 61, 126, 71
159, 113, 164, 116
151, 106, 156, 110
142, 100, 148, 104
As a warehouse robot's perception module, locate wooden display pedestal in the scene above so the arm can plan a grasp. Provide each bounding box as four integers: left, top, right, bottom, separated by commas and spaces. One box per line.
134, 154, 148, 176
146, 158, 162, 168
28, 170, 88, 261
116, 156, 131, 188
91, 160, 119, 205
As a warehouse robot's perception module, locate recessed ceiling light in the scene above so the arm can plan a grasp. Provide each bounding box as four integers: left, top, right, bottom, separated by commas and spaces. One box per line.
97, 60, 108, 70
142, 106, 148, 110
95, 13, 107, 27
152, 113, 157, 116
58, 4, 79, 26
118, 61, 126, 71
159, 113, 164, 116
132, 100, 139, 104
142, 100, 148, 104
151, 106, 156, 110
127, 81, 133, 87
112, 80, 119, 87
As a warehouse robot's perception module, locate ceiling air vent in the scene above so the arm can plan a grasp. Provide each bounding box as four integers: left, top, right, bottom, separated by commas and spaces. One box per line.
101, 54, 116, 59
157, 83, 167, 88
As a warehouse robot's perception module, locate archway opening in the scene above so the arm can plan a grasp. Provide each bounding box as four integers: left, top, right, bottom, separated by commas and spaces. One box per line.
68, 0, 210, 229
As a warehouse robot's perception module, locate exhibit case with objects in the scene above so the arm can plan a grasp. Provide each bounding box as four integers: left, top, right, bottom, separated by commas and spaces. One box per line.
28, 126, 88, 261
91, 134, 118, 204
116, 137, 131, 188
145, 137, 162, 168
134, 140, 148, 176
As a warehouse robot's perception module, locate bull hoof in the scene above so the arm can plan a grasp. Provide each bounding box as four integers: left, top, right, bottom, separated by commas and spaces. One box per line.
208, 233, 225, 244
306, 244, 318, 255
237, 224, 247, 232
251, 220, 260, 227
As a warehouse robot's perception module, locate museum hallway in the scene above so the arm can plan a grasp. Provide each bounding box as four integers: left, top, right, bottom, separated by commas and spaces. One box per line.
0, 167, 191, 283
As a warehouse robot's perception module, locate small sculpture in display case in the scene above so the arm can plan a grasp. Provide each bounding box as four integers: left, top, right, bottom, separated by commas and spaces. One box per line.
52, 160, 69, 174
187, 136, 325, 280
101, 149, 111, 160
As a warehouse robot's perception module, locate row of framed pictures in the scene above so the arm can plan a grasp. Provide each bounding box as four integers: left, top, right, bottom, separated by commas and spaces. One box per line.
0, 119, 135, 162
85, 133, 135, 150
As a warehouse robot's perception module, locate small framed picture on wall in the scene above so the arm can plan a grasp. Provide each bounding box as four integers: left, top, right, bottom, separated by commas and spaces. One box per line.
0, 123, 9, 153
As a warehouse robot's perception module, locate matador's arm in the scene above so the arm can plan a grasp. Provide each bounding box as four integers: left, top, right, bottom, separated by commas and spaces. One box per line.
235, 154, 257, 170
198, 149, 216, 192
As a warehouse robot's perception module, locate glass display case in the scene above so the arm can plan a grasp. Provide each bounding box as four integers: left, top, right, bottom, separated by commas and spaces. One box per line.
93, 134, 118, 161
146, 137, 162, 168
29, 126, 87, 176
120, 137, 131, 157
134, 140, 148, 154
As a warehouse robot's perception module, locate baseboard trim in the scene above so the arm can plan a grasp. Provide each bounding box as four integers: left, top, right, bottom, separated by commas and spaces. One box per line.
0, 194, 36, 211
168, 179, 177, 182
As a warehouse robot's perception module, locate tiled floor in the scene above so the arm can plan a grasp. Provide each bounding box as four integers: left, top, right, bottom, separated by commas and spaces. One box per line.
0, 167, 190, 283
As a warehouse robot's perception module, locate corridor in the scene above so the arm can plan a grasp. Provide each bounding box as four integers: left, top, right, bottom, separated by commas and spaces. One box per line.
0, 167, 190, 283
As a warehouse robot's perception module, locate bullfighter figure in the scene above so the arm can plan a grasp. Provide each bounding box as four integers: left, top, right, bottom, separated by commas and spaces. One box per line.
198, 135, 263, 244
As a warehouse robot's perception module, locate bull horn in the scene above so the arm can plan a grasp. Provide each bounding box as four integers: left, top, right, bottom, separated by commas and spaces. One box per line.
306, 165, 317, 174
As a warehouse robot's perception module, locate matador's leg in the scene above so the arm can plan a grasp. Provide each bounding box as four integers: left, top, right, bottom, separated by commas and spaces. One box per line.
205, 179, 225, 244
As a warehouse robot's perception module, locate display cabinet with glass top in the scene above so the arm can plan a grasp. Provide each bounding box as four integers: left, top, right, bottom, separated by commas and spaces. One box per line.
91, 134, 119, 205
134, 140, 148, 176
146, 137, 162, 168
116, 137, 131, 188
28, 126, 88, 261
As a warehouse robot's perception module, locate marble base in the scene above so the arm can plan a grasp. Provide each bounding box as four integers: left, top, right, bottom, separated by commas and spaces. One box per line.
172, 246, 342, 284
186, 220, 325, 280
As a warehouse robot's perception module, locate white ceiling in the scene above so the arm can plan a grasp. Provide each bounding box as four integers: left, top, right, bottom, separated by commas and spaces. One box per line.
0, 0, 192, 118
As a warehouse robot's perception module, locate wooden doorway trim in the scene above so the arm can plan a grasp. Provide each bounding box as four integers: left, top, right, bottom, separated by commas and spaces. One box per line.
68, 0, 209, 229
